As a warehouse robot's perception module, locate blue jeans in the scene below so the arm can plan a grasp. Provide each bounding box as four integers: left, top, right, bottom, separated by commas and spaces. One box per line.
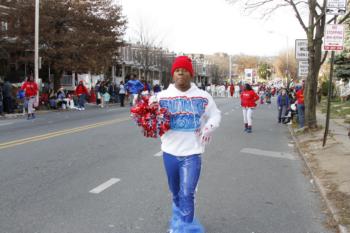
78, 94, 86, 108
163, 152, 201, 223
297, 104, 305, 128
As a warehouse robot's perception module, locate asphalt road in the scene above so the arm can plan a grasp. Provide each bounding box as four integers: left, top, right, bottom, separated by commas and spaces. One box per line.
0, 98, 331, 233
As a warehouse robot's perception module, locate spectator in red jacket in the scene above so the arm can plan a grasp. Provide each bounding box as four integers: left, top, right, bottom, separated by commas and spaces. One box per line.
21, 75, 38, 119
295, 85, 305, 128
75, 81, 89, 110
240, 83, 259, 133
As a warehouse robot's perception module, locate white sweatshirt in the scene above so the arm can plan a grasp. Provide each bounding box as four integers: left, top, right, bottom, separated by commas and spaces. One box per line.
156, 83, 221, 156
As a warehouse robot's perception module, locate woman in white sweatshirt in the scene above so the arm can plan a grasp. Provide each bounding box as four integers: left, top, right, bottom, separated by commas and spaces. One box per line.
152, 56, 221, 233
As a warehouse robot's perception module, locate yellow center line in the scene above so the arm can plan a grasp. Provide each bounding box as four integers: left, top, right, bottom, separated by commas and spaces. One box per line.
0, 117, 130, 150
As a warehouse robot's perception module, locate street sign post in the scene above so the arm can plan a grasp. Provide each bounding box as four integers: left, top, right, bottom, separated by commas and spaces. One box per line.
295, 39, 308, 60
323, 20, 344, 147
326, 0, 347, 15
324, 24, 345, 51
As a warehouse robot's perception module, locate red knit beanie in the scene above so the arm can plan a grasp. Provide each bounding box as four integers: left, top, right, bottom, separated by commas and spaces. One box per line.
171, 56, 194, 77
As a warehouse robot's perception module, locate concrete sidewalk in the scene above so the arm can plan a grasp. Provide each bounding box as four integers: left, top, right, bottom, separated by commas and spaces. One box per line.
0, 102, 122, 120
290, 111, 350, 233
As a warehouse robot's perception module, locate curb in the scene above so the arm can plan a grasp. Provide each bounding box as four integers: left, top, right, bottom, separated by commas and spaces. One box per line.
288, 125, 348, 233
0, 103, 122, 120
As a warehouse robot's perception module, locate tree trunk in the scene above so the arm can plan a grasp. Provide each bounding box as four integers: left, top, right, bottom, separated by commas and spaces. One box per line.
304, 0, 319, 129
53, 70, 63, 92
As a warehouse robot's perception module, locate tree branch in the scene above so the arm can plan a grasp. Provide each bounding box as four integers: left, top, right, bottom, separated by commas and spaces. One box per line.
320, 51, 328, 65
338, 11, 350, 24
287, 0, 308, 32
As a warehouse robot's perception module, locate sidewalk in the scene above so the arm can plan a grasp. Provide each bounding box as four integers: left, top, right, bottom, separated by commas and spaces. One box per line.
0, 102, 121, 120
290, 111, 350, 233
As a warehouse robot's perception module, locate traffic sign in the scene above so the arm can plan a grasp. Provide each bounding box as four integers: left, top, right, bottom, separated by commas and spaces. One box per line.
324, 24, 345, 51
298, 61, 308, 77
295, 39, 308, 60
326, 0, 347, 15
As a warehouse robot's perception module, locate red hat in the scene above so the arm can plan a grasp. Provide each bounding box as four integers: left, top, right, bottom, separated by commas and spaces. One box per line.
171, 56, 194, 77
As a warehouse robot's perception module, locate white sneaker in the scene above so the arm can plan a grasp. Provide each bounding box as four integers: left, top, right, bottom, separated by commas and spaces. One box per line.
78, 108, 82, 111
81, 107, 85, 110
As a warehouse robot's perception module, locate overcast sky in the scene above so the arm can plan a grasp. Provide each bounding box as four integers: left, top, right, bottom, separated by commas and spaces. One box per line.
120, 0, 306, 56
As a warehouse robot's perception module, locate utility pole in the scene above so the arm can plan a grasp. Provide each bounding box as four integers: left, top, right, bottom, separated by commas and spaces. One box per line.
229, 55, 232, 83
34, 0, 39, 83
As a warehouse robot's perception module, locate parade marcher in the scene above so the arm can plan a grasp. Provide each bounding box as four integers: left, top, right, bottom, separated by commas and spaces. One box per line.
118, 81, 126, 107
234, 84, 240, 98
21, 75, 38, 119
75, 80, 89, 110
296, 84, 305, 128
265, 88, 272, 104
150, 56, 221, 233
229, 83, 235, 98
125, 74, 144, 106
240, 83, 259, 133
277, 88, 290, 124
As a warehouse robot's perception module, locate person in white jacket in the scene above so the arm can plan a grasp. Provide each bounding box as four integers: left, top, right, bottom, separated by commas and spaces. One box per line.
152, 56, 221, 233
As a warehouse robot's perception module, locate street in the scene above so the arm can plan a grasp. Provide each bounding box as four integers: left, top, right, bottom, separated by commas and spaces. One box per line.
0, 98, 331, 233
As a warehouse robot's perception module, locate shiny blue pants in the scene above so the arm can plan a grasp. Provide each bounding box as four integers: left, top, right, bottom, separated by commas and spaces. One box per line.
163, 152, 204, 233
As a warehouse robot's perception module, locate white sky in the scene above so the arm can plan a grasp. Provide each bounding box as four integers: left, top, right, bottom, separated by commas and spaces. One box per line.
120, 0, 307, 56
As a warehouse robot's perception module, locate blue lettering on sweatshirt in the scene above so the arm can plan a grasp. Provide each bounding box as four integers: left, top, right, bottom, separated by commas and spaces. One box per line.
159, 97, 208, 131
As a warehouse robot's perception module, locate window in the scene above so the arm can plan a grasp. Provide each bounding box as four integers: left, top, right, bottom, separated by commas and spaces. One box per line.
1, 21, 8, 32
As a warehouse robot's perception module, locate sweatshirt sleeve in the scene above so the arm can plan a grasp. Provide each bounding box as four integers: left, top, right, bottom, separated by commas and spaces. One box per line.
203, 94, 221, 129
21, 82, 27, 90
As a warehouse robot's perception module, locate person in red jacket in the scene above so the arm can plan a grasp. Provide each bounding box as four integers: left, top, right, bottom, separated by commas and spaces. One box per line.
21, 75, 38, 119
229, 83, 235, 98
295, 85, 305, 128
75, 81, 89, 110
240, 83, 259, 133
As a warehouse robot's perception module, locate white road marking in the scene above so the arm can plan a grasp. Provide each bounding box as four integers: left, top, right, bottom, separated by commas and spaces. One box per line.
288, 143, 294, 147
107, 108, 119, 112
0, 122, 14, 126
240, 148, 296, 160
224, 112, 229, 115
89, 178, 121, 194
154, 151, 163, 157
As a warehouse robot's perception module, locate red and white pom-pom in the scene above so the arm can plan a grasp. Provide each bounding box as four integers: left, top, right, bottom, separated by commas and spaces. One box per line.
130, 96, 170, 138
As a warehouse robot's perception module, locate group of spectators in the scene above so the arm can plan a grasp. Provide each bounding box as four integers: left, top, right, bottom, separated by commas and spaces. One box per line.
276, 84, 305, 128
92, 74, 162, 107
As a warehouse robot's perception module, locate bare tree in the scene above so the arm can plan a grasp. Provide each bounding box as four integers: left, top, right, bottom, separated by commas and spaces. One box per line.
132, 22, 164, 82
227, 0, 350, 129
207, 53, 230, 84
273, 49, 297, 81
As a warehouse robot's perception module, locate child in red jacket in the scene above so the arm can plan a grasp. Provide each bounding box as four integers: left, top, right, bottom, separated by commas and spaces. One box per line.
240, 83, 259, 133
